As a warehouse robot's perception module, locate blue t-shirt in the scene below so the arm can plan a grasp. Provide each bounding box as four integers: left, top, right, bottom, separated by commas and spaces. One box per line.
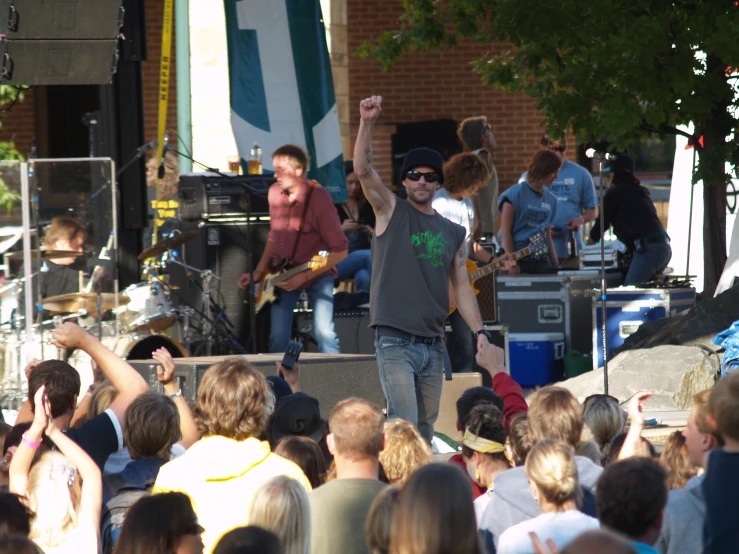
548, 160, 597, 258
498, 182, 558, 255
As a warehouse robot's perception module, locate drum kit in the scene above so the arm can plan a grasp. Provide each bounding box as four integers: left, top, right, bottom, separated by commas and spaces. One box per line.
0, 229, 238, 409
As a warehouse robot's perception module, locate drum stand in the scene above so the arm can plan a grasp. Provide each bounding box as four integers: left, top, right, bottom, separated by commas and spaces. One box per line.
167, 253, 219, 356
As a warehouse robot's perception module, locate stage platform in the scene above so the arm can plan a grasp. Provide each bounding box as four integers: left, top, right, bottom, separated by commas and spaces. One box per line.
127, 352, 483, 441
127, 353, 386, 417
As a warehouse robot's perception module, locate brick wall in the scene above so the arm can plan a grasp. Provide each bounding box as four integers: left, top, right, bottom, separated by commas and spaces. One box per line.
0, 0, 177, 160
347, 0, 574, 191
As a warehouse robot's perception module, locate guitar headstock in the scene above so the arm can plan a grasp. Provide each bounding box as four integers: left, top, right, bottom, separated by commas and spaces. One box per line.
310, 251, 329, 270
528, 233, 547, 256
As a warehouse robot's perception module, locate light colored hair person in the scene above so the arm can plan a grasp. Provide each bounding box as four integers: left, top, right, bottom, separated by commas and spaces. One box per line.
582, 395, 625, 460
379, 419, 431, 484
525, 439, 582, 509
247, 476, 310, 554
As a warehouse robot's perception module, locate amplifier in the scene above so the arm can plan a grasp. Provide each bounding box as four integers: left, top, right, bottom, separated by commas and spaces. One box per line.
294, 309, 374, 354
177, 172, 274, 221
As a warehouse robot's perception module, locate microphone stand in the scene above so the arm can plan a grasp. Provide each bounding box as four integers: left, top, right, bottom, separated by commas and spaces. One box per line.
597, 160, 609, 395
162, 145, 262, 353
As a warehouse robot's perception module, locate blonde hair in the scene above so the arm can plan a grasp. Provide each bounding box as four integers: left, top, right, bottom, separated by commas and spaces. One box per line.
195, 357, 275, 440
247, 476, 310, 554
582, 396, 624, 459
379, 419, 431, 484
86, 381, 117, 421
708, 372, 739, 442
525, 439, 582, 507
366, 485, 400, 554
26, 451, 81, 549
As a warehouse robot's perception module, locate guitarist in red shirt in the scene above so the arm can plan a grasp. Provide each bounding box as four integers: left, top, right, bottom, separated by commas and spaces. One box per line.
238, 145, 348, 353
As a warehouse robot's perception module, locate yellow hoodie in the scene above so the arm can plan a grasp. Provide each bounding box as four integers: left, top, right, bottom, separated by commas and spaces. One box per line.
152, 435, 312, 553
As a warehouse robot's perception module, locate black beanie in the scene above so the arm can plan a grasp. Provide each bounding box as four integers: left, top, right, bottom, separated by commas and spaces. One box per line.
400, 147, 444, 184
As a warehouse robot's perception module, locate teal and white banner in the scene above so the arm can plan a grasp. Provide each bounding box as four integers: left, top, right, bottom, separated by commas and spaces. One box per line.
224, 0, 346, 203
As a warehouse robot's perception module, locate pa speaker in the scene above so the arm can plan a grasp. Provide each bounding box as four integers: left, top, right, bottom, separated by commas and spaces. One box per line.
0, 0, 123, 84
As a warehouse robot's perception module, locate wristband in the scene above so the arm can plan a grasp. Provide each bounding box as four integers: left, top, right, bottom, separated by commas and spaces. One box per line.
22, 433, 41, 449
170, 390, 182, 398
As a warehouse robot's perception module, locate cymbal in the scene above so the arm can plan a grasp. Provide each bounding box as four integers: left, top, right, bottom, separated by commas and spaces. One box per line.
138, 230, 200, 261
6, 249, 84, 261
42, 292, 130, 314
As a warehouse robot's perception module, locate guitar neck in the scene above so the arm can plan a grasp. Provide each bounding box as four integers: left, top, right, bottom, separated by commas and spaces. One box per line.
273, 261, 311, 284
469, 247, 531, 282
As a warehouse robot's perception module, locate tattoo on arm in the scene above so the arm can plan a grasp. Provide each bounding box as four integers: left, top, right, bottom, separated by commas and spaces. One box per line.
456, 246, 466, 267
364, 147, 372, 165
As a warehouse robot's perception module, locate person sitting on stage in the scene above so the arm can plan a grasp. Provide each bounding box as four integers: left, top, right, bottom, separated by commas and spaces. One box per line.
588, 154, 671, 286
499, 150, 560, 275
152, 356, 311, 553
237, 145, 348, 354
17, 216, 87, 319
335, 160, 374, 293
14, 323, 149, 471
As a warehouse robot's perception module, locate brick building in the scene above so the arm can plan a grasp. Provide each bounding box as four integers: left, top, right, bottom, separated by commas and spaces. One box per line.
0, 0, 564, 199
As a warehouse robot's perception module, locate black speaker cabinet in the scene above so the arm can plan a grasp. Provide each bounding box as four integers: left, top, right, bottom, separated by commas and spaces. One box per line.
0, 0, 123, 84
294, 309, 374, 354
169, 221, 271, 354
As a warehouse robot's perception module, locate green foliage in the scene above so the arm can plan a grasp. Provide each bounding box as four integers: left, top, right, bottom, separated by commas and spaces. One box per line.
359, 0, 739, 187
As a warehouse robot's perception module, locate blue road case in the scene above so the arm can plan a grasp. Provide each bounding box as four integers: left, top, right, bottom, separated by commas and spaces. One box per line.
592, 287, 696, 370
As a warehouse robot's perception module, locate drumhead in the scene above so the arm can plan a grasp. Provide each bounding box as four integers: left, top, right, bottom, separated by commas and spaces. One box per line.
123, 335, 188, 361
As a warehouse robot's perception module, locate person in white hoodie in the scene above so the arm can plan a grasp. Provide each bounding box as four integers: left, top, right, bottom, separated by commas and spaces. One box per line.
655, 389, 724, 554
479, 387, 603, 552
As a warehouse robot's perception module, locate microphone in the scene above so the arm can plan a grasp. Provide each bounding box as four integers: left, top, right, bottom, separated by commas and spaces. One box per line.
135, 139, 158, 158
158, 132, 169, 179
585, 148, 617, 161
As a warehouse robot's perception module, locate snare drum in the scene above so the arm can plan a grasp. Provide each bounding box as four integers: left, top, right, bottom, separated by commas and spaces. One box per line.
117, 282, 175, 334
67, 334, 188, 388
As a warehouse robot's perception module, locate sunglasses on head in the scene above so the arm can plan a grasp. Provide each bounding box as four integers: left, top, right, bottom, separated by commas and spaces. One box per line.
406, 170, 441, 183
548, 145, 566, 153
583, 393, 621, 406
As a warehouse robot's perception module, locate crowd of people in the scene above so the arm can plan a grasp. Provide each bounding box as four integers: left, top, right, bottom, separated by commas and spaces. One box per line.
0, 318, 736, 554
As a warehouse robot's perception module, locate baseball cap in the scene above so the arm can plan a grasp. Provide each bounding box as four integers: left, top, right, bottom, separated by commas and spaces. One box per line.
400, 147, 445, 184
603, 154, 636, 175
271, 392, 325, 443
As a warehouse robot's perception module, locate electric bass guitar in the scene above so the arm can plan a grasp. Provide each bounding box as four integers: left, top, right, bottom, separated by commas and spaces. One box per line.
254, 251, 329, 314
449, 233, 546, 314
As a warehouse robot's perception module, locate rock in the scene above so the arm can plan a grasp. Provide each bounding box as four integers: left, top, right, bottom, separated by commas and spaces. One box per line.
614, 285, 739, 355
561, 345, 720, 410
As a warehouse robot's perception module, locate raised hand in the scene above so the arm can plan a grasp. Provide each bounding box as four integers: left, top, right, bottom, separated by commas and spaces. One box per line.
51, 322, 91, 351
359, 96, 383, 122
153, 347, 176, 386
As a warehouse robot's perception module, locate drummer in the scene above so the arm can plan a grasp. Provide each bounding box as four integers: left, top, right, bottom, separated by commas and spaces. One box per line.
17, 216, 87, 320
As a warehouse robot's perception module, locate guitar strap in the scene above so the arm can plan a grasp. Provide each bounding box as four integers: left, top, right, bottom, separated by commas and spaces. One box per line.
288, 180, 318, 266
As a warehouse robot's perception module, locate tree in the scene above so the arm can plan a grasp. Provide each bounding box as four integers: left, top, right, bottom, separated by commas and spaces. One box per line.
358, 0, 739, 295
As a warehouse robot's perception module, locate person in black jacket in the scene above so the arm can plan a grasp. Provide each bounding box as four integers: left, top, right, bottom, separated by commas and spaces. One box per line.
588, 154, 671, 285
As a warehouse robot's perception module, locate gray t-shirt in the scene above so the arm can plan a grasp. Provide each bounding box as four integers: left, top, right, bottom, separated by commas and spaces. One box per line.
370, 197, 465, 337
309, 478, 387, 554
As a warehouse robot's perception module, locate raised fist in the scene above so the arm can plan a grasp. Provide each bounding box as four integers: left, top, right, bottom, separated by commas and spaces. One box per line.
359, 96, 383, 122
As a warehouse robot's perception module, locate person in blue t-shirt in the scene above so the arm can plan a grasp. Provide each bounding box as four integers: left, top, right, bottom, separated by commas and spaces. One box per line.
499, 150, 560, 275
520, 135, 598, 260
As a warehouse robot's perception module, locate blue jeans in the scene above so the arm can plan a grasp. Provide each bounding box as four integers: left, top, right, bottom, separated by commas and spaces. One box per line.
269, 273, 340, 354
335, 249, 372, 292
375, 331, 445, 442
447, 309, 475, 373
624, 241, 672, 286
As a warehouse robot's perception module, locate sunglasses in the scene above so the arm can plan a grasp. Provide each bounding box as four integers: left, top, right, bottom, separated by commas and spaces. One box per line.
583, 393, 621, 406
406, 170, 441, 183
548, 146, 566, 153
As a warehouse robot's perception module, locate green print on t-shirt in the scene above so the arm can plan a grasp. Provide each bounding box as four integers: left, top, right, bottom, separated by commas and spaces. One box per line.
410, 231, 449, 268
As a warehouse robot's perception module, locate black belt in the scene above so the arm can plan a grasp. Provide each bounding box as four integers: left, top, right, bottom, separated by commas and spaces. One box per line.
376, 326, 441, 345
644, 236, 670, 245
